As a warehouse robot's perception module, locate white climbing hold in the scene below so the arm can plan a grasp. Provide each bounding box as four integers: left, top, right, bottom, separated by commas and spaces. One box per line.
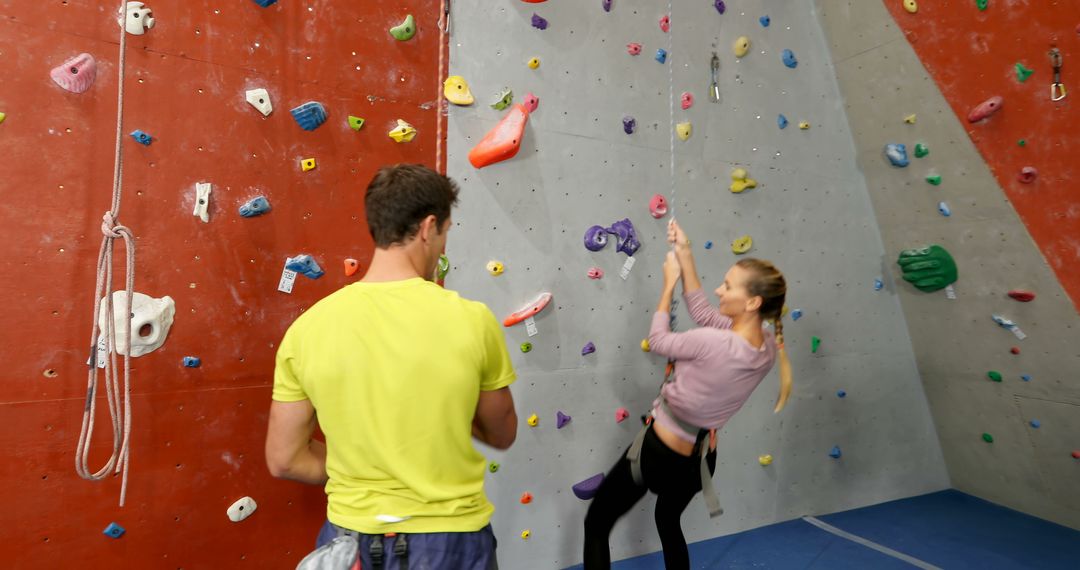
193, 182, 212, 223
227, 496, 258, 522
119, 2, 155, 35
97, 291, 176, 357
245, 88, 273, 116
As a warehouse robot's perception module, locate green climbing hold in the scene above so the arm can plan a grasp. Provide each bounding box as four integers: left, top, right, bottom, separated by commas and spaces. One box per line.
520, 342, 533, 353
976, 0, 989, 10
811, 336, 821, 354
914, 143, 929, 158
897, 245, 959, 293
436, 254, 450, 281
926, 175, 942, 186
488, 462, 500, 473
490, 88, 514, 111
1018, 139, 1026, 147
1015, 63, 1034, 83
982, 433, 994, 443
389, 14, 417, 41
987, 371, 1003, 382
348, 116, 365, 131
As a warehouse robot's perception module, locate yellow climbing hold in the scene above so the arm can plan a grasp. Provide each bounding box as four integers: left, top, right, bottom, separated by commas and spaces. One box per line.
527, 57, 540, 69
729, 167, 758, 193
443, 75, 475, 106
759, 454, 773, 466
486, 260, 504, 276
527, 413, 539, 427
904, 114, 917, 124
904, 0, 918, 14
388, 119, 417, 143
799, 121, 810, 130
300, 158, 316, 172
733, 36, 751, 58
732, 235, 753, 254
641, 339, 651, 352
521, 529, 532, 540
0, 112, 6, 125
676, 121, 692, 141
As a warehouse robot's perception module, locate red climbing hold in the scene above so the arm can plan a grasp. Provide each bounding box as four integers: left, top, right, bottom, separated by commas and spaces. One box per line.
1018, 166, 1038, 184
468, 104, 531, 169
1072, 450, 1080, 459
1008, 290, 1036, 302
967, 95, 1003, 123
1010, 347, 1020, 355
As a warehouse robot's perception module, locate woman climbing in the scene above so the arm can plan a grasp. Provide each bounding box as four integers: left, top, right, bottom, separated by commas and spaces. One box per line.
582, 219, 793, 570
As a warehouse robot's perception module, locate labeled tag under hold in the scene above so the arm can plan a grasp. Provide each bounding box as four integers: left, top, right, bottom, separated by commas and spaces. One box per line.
945, 284, 956, 299
86, 335, 108, 368
278, 267, 298, 294
525, 316, 538, 337
1010, 326, 1027, 341
620, 256, 636, 280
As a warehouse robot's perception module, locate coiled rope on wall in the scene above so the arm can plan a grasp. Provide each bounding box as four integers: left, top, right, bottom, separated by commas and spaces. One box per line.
75, 0, 137, 508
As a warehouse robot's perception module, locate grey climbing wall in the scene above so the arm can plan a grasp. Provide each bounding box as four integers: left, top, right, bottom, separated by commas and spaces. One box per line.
816, 0, 1080, 530
445, 1, 948, 567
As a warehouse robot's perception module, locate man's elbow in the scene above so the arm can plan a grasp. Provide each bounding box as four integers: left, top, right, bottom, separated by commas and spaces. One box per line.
265, 450, 294, 479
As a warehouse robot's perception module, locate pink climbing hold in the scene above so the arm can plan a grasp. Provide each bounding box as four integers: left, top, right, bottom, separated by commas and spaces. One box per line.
681, 92, 694, 110
615, 407, 630, 423
649, 194, 669, 218
523, 92, 540, 113
1018, 166, 1038, 184
587, 267, 604, 279
50, 53, 97, 94
627, 42, 642, 56
967, 95, 1003, 123
659, 14, 670, 32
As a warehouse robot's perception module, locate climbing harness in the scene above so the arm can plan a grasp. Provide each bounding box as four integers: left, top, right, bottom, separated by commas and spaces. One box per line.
1050, 48, 1066, 101
298, 525, 409, 570
626, 398, 724, 518
75, 0, 137, 507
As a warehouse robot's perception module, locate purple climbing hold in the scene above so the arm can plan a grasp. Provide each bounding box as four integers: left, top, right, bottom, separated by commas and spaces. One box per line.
572, 473, 605, 500
557, 411, 572, 429
605, 218, 641, 256
582, 342, 596, 356
531, 13, 548, 30
623, 115, 636, 135
584, 225, 608, 251
602, 0, 612, 12
714, 0, 726, 15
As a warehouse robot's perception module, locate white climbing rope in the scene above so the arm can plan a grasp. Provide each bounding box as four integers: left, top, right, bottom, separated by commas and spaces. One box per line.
666, 0, 679, 329
436, 0, 449, 173
75, 0, 136, 507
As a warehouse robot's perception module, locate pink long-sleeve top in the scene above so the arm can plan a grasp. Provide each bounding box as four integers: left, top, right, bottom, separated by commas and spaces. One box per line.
648, 288, 777, 443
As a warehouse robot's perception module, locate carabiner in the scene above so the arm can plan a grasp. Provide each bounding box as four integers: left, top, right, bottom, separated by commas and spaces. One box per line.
1049, 48, 1066, 101
709, 52, 721, 103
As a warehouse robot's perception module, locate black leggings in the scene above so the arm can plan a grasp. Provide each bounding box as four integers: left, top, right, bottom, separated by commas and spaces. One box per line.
583, 424, 717, 570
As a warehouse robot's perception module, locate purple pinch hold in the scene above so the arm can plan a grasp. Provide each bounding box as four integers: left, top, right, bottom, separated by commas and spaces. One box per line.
714, 0, 726, 14
557, 411, 572, 429
623, 115, 636, 135
602, 0, 612, 12
582, 342, 596, 356
531, 13, 548, 30
605, 218, 641, 257
573, 473, 605, 500
584, 225, 608, 252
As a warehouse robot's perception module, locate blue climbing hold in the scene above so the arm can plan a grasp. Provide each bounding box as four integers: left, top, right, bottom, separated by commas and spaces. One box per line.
239, 196, 271, 218
103, 522, 125, 539
285, 254, 325, 279
290, 101, 327, 131
1030, 419, 1041, 429
791, 309, 803, 321
938, 201, 952, 217
837, 390, 846, 398
655, 48, 667, 64
874, 278, 884, 291
182, 356, 201, 368
759, 15, 770, 27
704, 241, 713, 250
130, 130, 152, 145
884, 143, 909, 167
1021, 374, 1032, 382
251, 0, 278, 6
829, 446, 842, 459
777, 114, 789, 129
781, 49, 798, 69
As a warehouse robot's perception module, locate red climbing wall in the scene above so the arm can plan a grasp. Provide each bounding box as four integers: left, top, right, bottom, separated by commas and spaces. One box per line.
0, 1, 444, 567
884, 1, 1080, 312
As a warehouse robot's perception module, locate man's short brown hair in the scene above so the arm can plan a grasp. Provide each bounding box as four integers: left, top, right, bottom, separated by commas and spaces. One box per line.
364, 164, 460, 248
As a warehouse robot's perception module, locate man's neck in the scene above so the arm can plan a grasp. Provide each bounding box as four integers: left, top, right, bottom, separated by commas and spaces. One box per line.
360, 248, 425, 283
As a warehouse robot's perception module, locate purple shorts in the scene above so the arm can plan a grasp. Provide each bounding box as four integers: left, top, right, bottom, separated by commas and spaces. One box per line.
315, 519, 499, 570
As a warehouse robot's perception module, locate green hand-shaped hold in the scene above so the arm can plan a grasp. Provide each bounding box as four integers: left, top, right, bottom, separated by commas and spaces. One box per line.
390, 14, 417, 41
897, 245, 958, 292
976, 0, 989, 11
436, 254, 450, 281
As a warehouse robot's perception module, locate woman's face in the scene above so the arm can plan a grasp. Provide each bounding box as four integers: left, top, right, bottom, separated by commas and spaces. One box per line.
714, 265, 761, 318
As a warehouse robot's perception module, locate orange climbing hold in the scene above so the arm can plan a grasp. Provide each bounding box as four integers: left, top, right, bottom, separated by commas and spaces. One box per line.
468, 104, 531, 169
344, 258, 359, 277
503, 292, 552, 327
520, 492, 533, 504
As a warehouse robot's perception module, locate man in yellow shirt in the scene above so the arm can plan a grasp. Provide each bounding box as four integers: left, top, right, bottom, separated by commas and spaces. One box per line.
266, 164, 518, 569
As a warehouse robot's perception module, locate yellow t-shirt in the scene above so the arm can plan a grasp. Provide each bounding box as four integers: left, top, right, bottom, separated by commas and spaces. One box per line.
272, 278, 516, 534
